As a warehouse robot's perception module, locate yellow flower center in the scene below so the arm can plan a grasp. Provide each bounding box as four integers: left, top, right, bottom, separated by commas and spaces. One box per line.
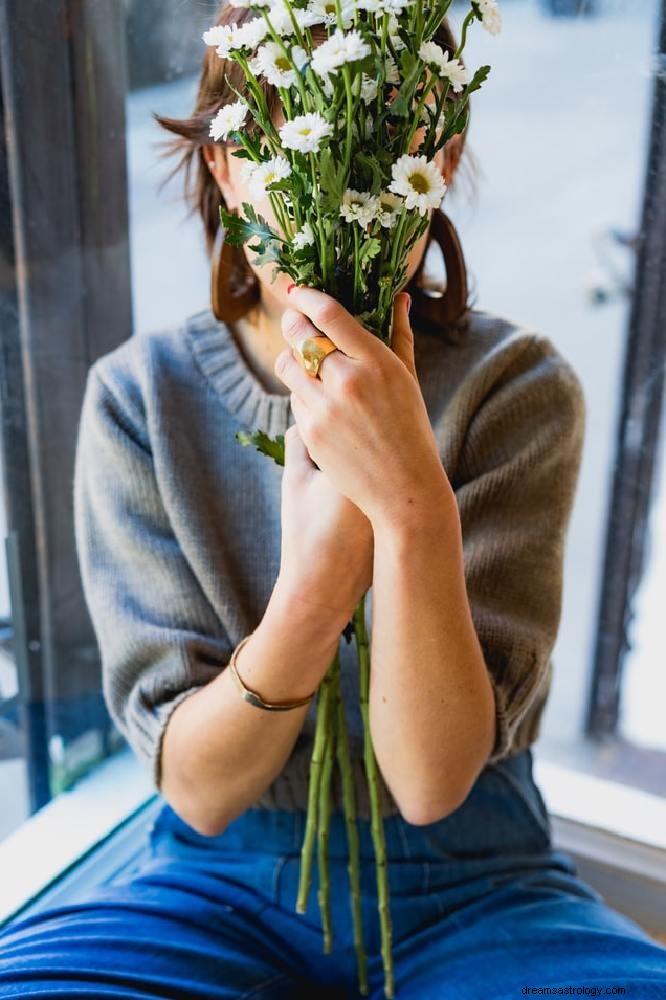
298, 127, 312, 136
408, 172, 431, 194
276, 56, 291, 71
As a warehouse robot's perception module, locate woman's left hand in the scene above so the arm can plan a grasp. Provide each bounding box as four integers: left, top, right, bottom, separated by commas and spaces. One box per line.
274, 285, 456, 530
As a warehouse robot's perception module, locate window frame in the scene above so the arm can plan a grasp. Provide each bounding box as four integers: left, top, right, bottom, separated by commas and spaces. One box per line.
0, 0, 132, 813
586, 4, 666, 740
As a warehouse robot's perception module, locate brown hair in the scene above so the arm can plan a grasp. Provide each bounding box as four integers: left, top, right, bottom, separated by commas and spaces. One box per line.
153, 4, 479, 258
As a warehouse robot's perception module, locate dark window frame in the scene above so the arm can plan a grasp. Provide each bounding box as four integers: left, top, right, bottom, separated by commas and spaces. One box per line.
586, 5, 666, 741
0, 0, 132, 812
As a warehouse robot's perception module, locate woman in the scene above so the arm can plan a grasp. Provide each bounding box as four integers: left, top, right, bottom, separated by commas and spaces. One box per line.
0, 4, 665, 997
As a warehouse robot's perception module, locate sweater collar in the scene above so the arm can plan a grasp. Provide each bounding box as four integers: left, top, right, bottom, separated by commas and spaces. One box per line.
185, 307, 292, 438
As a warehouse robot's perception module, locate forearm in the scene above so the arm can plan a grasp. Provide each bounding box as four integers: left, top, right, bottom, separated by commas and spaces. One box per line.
160, 580, 345, 836
369, 481, 496, 826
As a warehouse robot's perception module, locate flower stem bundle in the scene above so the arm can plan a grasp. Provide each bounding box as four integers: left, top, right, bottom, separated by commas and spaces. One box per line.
216, 1, 502, 993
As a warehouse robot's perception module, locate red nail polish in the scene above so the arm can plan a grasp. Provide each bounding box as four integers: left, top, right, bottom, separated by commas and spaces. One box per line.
287, 282, 296, 294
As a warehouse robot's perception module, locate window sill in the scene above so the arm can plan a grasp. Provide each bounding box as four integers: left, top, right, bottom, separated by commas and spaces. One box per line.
533, 754, 666, 934
1, 749, 664, 935
0, 748, 156, 929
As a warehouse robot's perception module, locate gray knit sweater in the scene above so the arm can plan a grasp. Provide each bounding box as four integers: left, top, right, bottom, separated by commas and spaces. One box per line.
72, 305, 585, 820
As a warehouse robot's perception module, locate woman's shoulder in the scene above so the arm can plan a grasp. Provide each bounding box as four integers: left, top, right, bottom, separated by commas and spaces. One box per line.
415, 306, 585, 411
84, 309, 214, 430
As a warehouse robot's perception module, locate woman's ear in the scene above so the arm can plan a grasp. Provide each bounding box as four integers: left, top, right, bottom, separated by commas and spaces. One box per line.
203, 143, 238, 210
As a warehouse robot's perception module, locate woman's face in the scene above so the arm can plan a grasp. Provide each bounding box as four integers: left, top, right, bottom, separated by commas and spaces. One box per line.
204, 76, 461, 311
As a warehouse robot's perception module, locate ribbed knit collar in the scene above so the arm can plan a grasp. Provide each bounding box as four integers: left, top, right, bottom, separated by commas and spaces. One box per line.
185, 306, 292, 438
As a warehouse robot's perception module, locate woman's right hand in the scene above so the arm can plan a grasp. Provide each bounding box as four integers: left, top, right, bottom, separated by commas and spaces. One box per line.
275, 422, 374, 629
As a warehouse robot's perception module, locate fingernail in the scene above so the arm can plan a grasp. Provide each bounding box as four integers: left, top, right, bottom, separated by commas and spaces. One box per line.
405, 292, 412, 315
287, 282, 296, 295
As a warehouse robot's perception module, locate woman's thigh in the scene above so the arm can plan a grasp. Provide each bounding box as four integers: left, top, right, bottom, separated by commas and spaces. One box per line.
383, 864, 666, 1000
0, 858, 331, 1000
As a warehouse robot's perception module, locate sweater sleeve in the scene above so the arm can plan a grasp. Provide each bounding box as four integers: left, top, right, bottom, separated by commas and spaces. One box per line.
73, 363, 233, 792
454, 333, 586, 765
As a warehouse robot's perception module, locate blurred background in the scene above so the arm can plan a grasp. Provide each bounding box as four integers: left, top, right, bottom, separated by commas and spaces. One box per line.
0, 0, 664, 937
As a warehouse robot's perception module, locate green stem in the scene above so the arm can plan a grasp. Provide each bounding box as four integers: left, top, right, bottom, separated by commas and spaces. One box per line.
308, 154, 328, 285
296, 655, 336, 913
353, 226, 360, 313
402, 73, 436, 155
317, 656, 338, 953
259, 10, 310, 113
354, 594, 395, 1000
455, 8, 476, 58
334, 652, 368, 995
234, 54, 282, 154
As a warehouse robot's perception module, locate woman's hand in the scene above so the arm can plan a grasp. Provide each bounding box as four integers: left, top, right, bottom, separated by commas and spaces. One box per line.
274, 286, 456, 531
276, 422, 374, 629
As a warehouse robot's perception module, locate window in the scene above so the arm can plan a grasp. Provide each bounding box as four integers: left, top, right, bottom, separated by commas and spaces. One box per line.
0, 0, 664, 922
452, 0, 666, 794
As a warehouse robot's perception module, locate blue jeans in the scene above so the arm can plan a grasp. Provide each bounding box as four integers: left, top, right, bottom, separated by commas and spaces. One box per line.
0, 749, 665, 998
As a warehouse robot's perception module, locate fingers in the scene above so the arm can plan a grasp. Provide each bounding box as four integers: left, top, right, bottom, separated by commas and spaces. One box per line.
389, 292, 417, 380
285, 285, 382, 362
283, 421, 314, 474
274, 314, 326, 407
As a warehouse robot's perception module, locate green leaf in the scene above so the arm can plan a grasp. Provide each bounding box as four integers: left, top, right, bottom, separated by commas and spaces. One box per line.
318, 147, 346, 204
465, 63, 491, 97
248, 238, 282, 268
219, 202, 279, 249
355, 151, 384, 194
358, 237, 381, 270
235, 429, 285, 466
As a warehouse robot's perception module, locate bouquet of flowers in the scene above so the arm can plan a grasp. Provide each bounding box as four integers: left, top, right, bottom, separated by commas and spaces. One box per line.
203, 1, 501, 995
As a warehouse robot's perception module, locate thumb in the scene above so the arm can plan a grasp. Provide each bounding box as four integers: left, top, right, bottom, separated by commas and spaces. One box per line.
283, 419, 316, 474
390, 292, 417, 379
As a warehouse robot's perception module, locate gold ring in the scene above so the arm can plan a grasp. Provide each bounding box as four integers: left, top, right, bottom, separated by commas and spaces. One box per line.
292, 334, 339, 379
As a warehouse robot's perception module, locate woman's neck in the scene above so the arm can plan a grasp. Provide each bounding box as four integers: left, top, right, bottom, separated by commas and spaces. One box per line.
227, 294, 290, 397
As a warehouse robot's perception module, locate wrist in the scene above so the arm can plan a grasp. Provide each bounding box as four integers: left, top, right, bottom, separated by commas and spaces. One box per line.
370, 471, 460, 543
267, 575, 350, 651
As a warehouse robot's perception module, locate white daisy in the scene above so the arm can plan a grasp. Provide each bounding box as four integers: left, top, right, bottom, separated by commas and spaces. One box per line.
268, 0, 323, 36
388, 154, 447, 216
279, 112, 333, 153
307, 0, 356, 28
418, 42, 469, 93
245, 155, 292, 197
249, 41, 309, 87
209, 99, 250, 140
343, 28, 372, 64
203, 19, 268, 58
241, 17, 272, 50
339, 189, 378, 230
311, 28, 371, 77
375, 191, 403, 229
292, 221, 316, 249
477, 0, 502, 36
